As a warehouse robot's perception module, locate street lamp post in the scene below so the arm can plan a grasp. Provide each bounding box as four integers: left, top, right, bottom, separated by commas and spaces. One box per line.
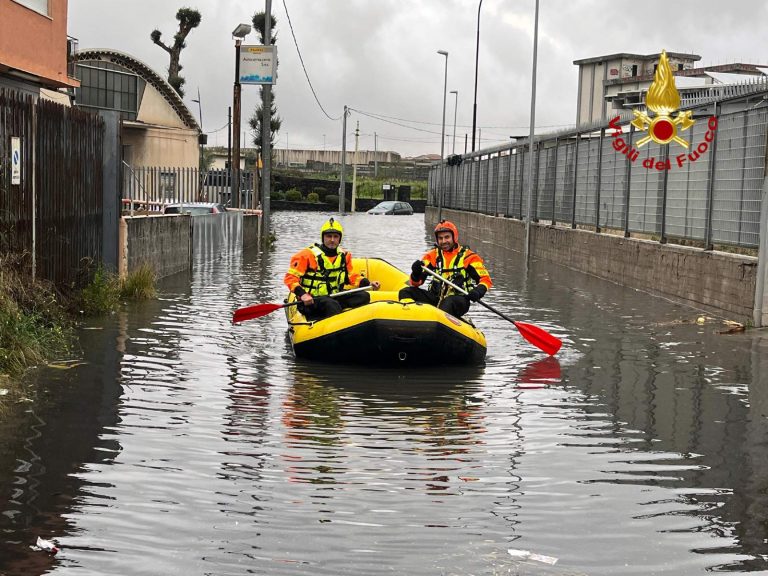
524, 0, 540, 265
437, 50, 448, 222
471, 0, 483, 152
192, 87, 204, 174
450, 90, 458, 155
192, 87, 203, 131
232, 23, 251, 209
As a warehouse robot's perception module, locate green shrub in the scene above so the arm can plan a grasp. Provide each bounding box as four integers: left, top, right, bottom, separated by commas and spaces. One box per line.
0, 256, 71, 377
120, 264, 157, 300
356, 181, 380, 199
78, 267, 121, 315
285, 188, 303, 201
272, 191, 286, 201
312, 187, 327, 197
78, 264, 158, 316
306, 192, 319, 203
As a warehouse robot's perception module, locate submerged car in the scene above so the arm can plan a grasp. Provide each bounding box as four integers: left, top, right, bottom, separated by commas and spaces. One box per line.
367, 201, 414, 215
164, 202, 227, 215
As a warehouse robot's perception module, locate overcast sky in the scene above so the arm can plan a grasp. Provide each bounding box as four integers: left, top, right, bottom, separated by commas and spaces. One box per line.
68, 0, 768, 158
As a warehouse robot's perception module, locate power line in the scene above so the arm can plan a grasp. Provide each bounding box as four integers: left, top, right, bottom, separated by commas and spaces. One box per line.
204, 120, 230, 135
282, 0, 341, 121
351, 106, 573, 132
350, 107, 444, 136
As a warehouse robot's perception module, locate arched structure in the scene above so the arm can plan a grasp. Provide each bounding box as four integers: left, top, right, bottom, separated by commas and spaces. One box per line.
72, 48, 200, 168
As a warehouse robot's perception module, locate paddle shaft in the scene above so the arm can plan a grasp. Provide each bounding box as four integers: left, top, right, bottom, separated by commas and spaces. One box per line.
288, 284, 372, 306
419, 265, 562, 356
232, 285, 372, 323
420, 265, 506, 316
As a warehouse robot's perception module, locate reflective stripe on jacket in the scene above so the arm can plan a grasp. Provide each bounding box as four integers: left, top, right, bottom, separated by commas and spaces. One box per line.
418, 245, 492, 297
284, 244, 360, 296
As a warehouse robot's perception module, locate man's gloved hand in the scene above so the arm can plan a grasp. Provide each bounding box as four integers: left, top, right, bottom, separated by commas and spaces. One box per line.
359, 278, 371, 287
467, 285, 486, 302
300, 293, 314, 306
411, 260, 424, 276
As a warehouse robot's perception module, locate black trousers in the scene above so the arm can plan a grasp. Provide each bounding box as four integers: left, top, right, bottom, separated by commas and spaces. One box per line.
398, 286, 470, 319
298, 291, 371, 321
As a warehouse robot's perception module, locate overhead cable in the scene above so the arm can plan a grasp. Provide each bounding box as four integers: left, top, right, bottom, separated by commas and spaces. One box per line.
282, 0, 341, 121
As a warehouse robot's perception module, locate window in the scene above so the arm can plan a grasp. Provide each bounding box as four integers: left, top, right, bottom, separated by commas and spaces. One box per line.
74, 62, 141, 120
13, 0, 48, 16
631, 65, 638, 77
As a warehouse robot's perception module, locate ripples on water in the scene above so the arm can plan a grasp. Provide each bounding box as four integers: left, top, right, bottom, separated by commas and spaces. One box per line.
1, 211, 767, 575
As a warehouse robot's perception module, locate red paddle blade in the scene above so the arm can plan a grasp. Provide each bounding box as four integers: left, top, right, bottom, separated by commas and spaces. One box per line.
232, 302, 284, 324
513, 321, 562, 356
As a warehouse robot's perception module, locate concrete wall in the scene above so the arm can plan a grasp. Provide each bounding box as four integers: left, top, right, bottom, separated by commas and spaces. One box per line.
243, 213, 261, 248
119, 211, 262, 278
119, 215, 191, 279
429, 207, 757, 323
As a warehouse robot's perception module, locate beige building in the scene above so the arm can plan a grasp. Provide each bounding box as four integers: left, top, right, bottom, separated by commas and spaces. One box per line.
72, 49, 200, 168
574, 52, 700, 125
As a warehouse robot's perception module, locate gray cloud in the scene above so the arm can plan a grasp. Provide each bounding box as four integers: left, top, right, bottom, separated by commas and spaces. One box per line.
68, 0, 768, 157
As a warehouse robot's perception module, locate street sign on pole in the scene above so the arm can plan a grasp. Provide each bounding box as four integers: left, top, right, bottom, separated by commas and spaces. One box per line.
11, 137, 21, 185
239, 45, 277, 85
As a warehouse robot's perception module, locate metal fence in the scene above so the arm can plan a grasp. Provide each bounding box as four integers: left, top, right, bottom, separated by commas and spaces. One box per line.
430, 91, 768, 249
0, 89, 104, 285
122, 166, 259, 212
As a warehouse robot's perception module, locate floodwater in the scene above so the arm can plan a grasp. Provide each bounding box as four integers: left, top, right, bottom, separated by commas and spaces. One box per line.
2, 210, 768, 576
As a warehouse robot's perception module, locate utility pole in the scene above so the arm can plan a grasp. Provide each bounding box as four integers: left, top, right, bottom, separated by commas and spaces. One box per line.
233, 38, 242, 208
374, 132, 378, 178
339, 105, 348, 214
351, 121, 359, 212
524, 0, 540, 265
261, 0, 273, 241
227, 106, 232, 176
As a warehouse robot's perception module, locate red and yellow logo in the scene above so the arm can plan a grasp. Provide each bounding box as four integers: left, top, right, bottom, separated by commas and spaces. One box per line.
610, 50, 717, 171
631, 50, 695, 147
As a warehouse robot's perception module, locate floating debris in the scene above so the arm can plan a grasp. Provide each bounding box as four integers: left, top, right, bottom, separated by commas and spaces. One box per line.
719, 320, 746, 335
507, 548, 558, 565
35, 536, 59, 555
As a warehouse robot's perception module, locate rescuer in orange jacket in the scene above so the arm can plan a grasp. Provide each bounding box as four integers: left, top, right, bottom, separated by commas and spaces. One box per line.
284, 218, 379, 321
398, 220, 492, 319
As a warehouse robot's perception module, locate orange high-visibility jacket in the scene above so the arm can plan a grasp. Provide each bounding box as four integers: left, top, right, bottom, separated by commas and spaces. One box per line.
284, 244, 364, 296
412, 244, 492, 296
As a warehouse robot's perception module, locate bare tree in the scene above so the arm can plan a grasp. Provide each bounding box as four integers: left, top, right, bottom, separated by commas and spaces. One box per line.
151, 7, 202, 97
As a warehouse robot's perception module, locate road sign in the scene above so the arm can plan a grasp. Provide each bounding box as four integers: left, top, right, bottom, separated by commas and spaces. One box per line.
239, 45, 277, 85
11, 137, 21, 185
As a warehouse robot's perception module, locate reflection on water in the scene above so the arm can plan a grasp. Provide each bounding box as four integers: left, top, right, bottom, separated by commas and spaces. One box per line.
0, 210, 767, 575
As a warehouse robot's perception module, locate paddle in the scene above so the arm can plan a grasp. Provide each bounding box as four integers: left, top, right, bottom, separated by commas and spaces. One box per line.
419, 265, 562, 356
232, 285, 373, 324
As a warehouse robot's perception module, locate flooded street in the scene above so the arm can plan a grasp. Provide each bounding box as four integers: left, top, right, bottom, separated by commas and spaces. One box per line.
2, 210, 768, 575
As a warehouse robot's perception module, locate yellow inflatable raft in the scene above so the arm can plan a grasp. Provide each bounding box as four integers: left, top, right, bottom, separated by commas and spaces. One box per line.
285, 258, 487, 365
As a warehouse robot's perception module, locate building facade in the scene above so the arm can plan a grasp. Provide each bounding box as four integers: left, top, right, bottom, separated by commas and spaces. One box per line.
0, 0, 79, 95
574, 52, 701, 125
72, 49, 200, 168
